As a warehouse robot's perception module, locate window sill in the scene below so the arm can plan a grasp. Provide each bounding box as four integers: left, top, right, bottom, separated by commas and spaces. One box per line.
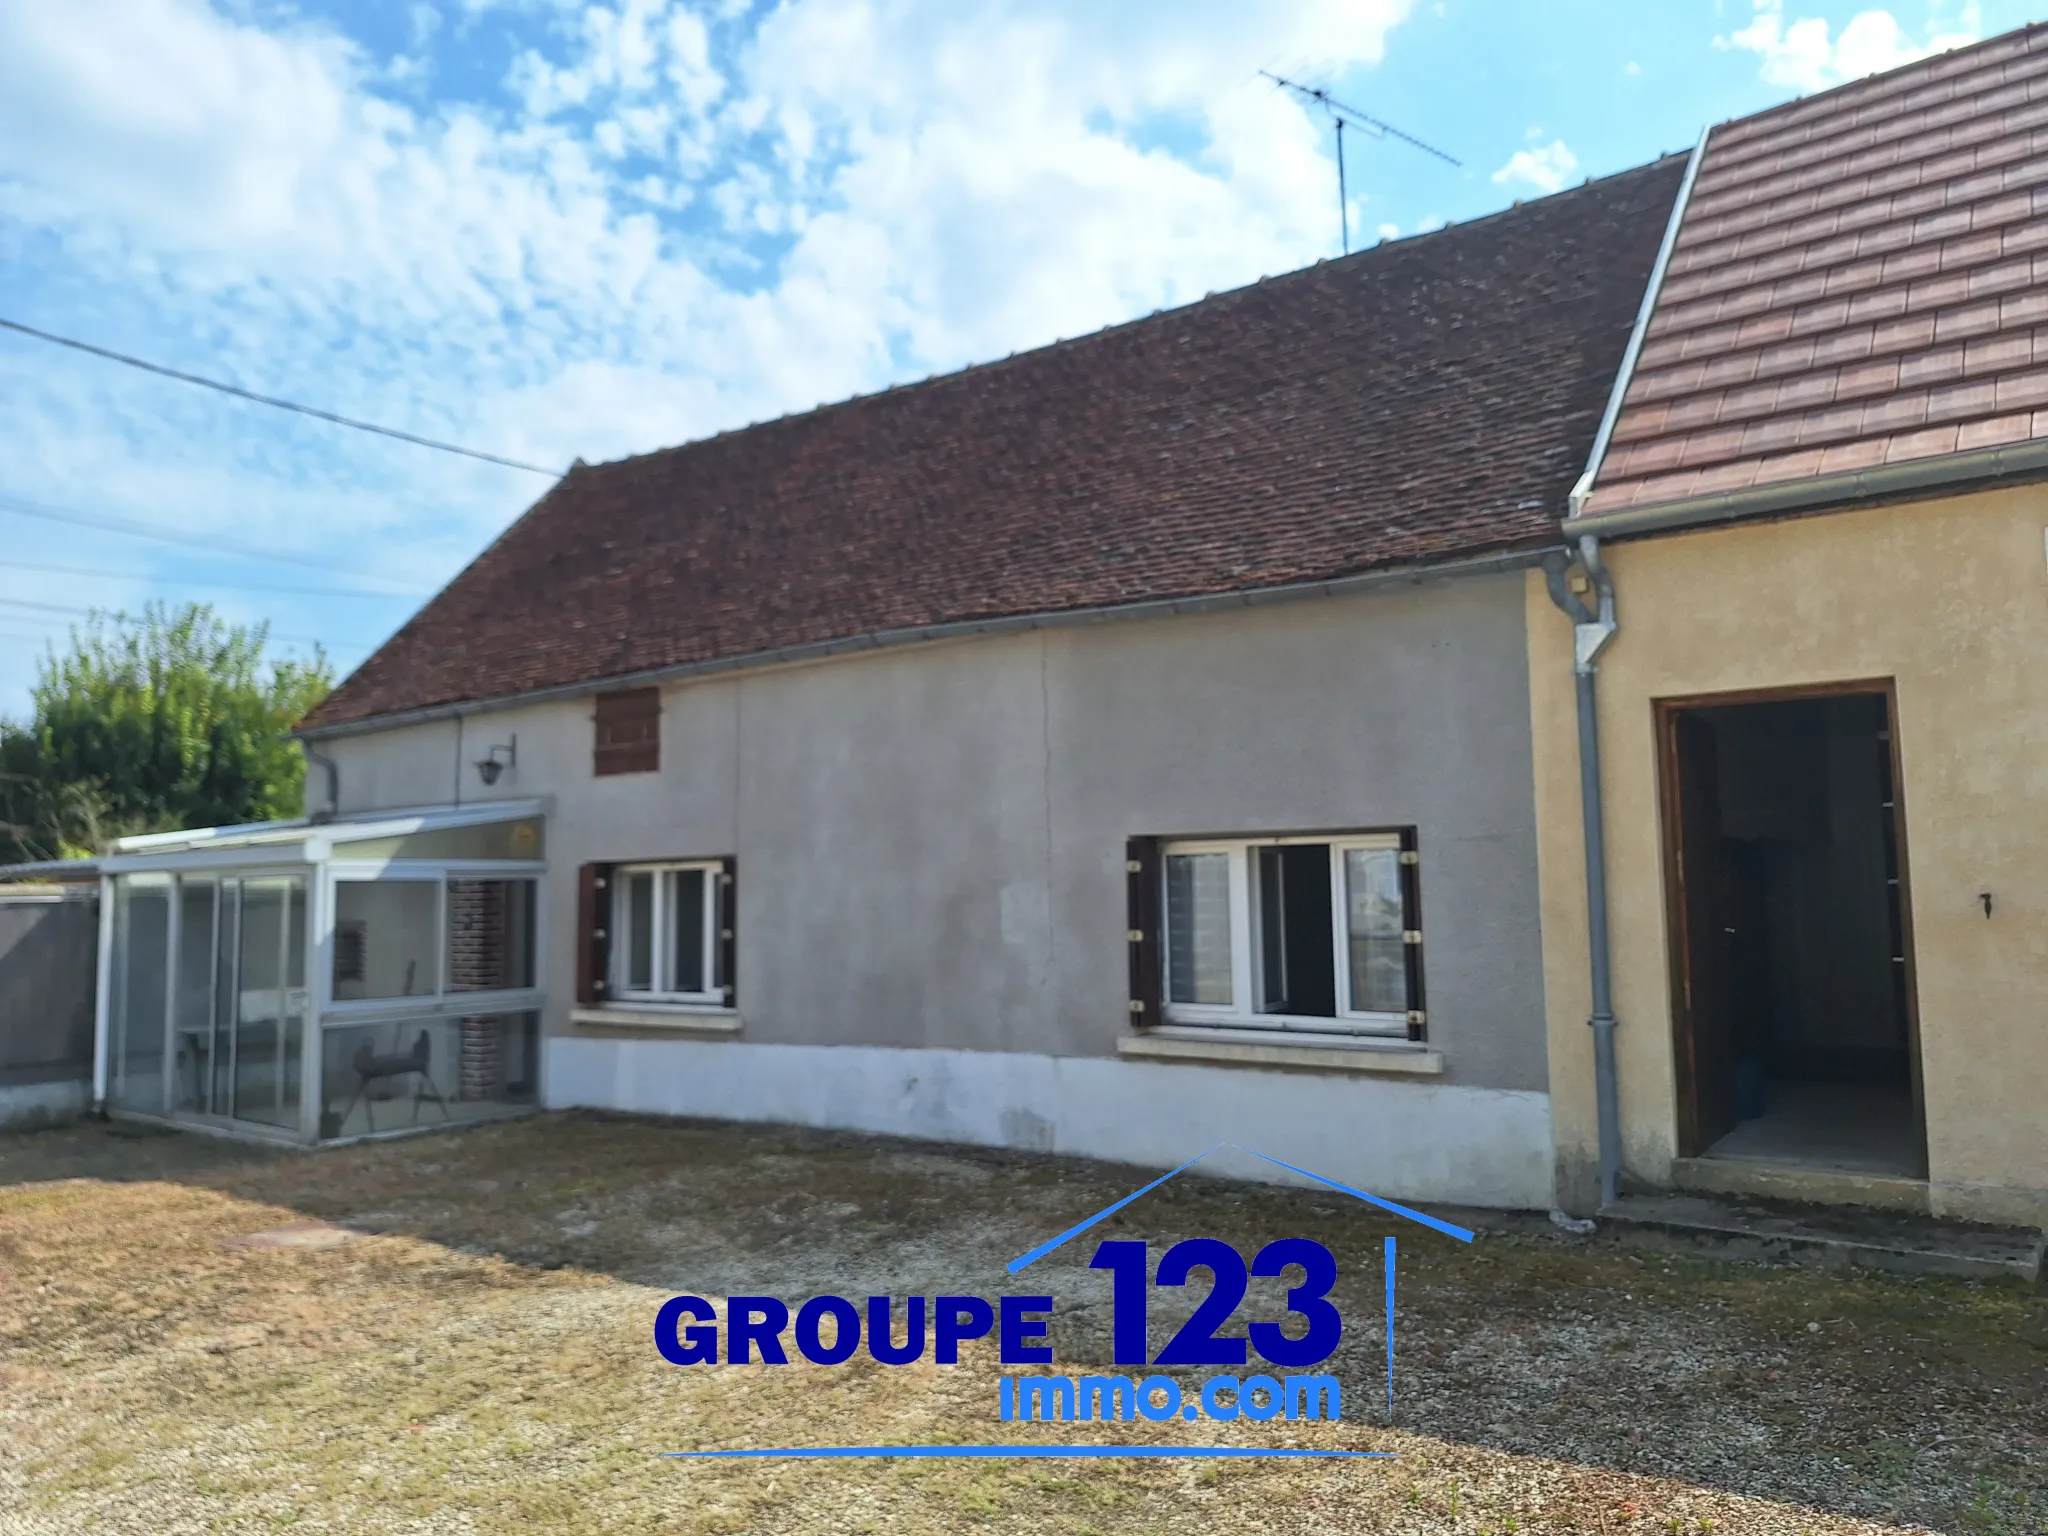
1118, 1030, 1442, 1077
570, 1004, 742, 1034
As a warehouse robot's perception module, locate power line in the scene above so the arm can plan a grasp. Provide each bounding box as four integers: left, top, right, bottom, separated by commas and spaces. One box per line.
0, 490, 426, 585
0, 315, 564, 477
0, 557, 424, 600
0, 595, 378, 652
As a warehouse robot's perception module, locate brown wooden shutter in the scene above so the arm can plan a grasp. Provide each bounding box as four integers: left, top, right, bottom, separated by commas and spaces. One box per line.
1399, 829, 1426, 1042
1125, 836, 1162, 1027
593, 687, 660, 776
576, 862, 614, 1004
718, 857, 737, 1006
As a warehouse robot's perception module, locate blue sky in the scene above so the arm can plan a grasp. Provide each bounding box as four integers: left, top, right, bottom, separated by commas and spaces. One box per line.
0, 0, 2017, 714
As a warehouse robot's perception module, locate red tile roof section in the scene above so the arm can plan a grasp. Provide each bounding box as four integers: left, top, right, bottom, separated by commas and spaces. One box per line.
306, 157, 1685, 729
1584, 23, 2048, 516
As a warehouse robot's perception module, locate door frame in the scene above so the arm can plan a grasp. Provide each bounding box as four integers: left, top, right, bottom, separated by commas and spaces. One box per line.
1653, 677, 1926, 1163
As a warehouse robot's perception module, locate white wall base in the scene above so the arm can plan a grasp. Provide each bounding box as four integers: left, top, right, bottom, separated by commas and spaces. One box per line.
546, 1037, 1553, 1210
0, 1078, 89, 1131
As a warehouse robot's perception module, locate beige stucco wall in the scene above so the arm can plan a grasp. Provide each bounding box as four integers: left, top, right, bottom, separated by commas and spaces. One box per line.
1528, 485, 2048, 1226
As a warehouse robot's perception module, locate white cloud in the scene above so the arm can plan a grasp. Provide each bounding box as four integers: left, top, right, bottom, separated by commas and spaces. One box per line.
1624, 59, 1642, 75
1491, 136, 1578, 195
0, 0, 1422, 706
1717, 1, 1980, 93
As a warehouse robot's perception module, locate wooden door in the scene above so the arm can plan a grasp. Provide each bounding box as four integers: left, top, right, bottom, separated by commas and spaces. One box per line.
1671, 712, 1736, 1154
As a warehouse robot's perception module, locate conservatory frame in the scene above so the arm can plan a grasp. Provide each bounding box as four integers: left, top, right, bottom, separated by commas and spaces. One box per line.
87, 800, 549, 1146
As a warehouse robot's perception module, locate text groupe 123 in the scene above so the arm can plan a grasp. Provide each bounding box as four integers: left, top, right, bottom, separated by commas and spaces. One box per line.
654, 1235, 1351, 1423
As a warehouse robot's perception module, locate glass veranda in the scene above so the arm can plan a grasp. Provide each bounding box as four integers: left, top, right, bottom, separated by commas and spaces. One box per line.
95, 803, 545, 1145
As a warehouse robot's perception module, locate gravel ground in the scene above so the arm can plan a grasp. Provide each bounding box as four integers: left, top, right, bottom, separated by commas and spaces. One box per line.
0, 1112, 2041, 1534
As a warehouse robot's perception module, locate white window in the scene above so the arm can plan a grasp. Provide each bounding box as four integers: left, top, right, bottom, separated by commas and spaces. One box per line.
610, 862, 722, 1004
1159, 834, 1415, 1037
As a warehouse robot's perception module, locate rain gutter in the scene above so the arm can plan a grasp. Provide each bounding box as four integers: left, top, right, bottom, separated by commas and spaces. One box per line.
1566, 435, 2048, 541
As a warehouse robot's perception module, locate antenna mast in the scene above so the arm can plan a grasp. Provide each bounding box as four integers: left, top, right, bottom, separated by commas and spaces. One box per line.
1261, 71, 1460, 256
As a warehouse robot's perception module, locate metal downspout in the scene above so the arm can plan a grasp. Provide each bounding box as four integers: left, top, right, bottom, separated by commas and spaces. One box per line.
301, 740, 340, 823
1541, 125, 1708, 1211
1544, 538, 1621, 1209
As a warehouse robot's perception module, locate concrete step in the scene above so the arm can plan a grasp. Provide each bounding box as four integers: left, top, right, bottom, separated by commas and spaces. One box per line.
1599, 1191, 2044, 1282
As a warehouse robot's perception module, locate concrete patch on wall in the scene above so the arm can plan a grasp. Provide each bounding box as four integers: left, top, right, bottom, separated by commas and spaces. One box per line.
547, 1036, 1554, 1210
0, 1077, 89, 1131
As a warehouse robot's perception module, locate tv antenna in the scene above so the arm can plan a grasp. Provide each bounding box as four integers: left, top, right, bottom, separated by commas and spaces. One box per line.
1261, 71, 1460, 256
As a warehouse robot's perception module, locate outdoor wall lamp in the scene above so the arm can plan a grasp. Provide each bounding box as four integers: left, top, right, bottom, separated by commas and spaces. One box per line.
475, 736, 517, 786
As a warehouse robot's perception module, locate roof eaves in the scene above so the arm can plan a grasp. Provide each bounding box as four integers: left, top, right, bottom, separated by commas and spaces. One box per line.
1565, 435, 2048, 542
298, 543, 1558, 742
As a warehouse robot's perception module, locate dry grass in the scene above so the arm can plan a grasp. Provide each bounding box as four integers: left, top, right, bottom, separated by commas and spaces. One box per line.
0, 1113, 2041, 1534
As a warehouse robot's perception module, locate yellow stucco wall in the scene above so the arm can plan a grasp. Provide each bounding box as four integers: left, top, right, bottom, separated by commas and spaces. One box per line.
1527, 485, 2048, 1225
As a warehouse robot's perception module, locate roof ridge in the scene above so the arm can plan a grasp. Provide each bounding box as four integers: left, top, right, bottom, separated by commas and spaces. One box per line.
578, 154, 1689, 479
1710, 23, 2048, 152
1700, 46, 2048, 191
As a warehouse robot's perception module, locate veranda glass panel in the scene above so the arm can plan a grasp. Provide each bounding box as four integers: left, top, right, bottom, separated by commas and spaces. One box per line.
171, 879, 219, 1115
319, 1011, 540, 1140
1165, 852, 1233, 1006
332, 879, 439, 999
232, 877, 305, 1129
446, 879, 537, 992
1344, 847, 1407, 1015
109, 876, 170, 1113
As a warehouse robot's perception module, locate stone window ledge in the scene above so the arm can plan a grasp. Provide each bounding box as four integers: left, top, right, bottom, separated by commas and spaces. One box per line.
569, 1005, 742, 1034
1118, 1030, 1443, 1076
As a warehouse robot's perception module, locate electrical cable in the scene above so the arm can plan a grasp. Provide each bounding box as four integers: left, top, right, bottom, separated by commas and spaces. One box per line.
0, 595, 378, 652
0, 491, 427, 585
0, 315, 564, 477
0, 557, 424, 600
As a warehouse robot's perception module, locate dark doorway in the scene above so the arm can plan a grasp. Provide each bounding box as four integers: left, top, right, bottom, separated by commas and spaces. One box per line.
1658, 684, 1924, 1177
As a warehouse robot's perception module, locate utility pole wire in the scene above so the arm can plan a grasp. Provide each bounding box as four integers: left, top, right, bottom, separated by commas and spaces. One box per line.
0, 316, 564, 478
0, 594, 376, 651
0, 490, 425, 585
0, 558, 426, 600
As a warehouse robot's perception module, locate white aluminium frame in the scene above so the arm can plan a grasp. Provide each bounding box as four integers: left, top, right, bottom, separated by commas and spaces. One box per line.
318, 859, 548, 1025
608, 859, 722, 1006
1159, 832, 1408, 1038
101, 866, 315, 1145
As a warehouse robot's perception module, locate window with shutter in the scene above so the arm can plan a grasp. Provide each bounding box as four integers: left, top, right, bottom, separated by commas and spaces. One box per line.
1141, 829, 1425, 1040
593, 687, 660, 776
599, 858, 729, 1006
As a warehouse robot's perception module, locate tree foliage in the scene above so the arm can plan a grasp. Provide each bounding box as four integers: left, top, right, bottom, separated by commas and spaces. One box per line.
0, 604, 333, 863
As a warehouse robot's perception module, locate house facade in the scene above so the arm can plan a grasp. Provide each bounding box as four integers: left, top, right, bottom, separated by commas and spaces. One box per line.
290, 158, 1685, 1204
1532, 27, 2048, 1226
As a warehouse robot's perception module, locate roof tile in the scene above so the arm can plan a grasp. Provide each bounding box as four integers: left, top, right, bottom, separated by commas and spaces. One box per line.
306, 157, 1688, 728
1957, 412, 2032, 448
1816, 438, 1891, 473
1884, 424, 1962, 460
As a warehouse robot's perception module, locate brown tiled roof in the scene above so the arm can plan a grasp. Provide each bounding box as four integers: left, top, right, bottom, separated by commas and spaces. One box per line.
305, 157, 1685, 730
1585, 23, 2048, 516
